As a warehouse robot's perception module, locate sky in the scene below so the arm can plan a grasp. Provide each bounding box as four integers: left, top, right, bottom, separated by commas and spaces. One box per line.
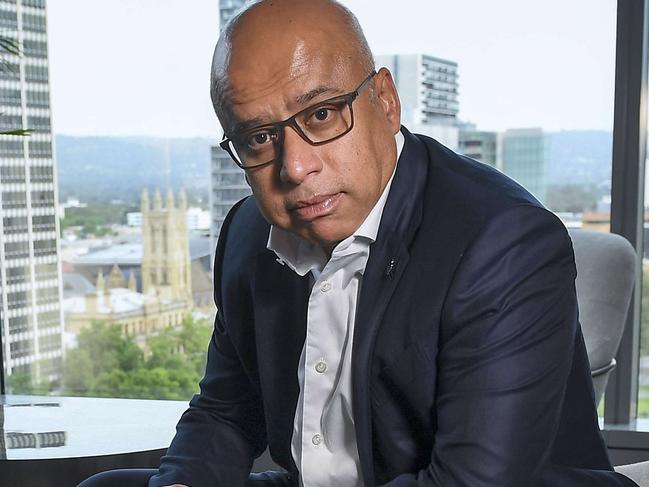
46, 0, 617, 138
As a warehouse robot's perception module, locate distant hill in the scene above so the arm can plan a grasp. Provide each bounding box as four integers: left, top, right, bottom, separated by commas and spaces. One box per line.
55, 135, 217, 205
547, 130, 612, 187
55, 131, 613, 206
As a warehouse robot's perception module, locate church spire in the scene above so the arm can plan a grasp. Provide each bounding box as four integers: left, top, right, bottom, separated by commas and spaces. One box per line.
141, 187, 149, 214
178, 187, 187, 212
153, 188, 162, 211
166, 188, 175, 210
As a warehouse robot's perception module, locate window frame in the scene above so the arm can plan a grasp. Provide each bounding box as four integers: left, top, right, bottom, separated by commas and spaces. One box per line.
605, 0, 649, 427
1, 0, 649, 452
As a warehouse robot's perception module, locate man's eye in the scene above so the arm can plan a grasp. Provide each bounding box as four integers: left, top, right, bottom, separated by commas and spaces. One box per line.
313, 108, 332, 121
247, 131, 274, 148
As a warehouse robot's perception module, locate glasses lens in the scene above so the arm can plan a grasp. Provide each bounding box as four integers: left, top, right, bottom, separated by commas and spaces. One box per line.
232, 127, 280, 168
296, 99, 352, 143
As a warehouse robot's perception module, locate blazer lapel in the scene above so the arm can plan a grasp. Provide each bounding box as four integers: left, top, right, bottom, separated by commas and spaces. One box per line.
253, 250, 310, 476
352, 127, 429, 486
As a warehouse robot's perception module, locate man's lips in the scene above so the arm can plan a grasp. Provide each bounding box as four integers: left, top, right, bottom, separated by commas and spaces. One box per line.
290, 193, 341, 220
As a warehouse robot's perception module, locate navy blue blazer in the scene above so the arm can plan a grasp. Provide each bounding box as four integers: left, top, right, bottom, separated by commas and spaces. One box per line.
150, 128, 637, 487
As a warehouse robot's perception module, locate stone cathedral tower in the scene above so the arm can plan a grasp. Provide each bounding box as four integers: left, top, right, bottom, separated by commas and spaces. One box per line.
141, 188, 192, 303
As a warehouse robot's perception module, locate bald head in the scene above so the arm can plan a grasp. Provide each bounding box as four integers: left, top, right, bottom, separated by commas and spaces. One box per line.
210, 0, 375, 124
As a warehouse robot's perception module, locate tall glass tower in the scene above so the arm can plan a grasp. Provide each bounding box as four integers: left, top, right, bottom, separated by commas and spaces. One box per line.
502, 128, 548, 205
0, 0, 63, 388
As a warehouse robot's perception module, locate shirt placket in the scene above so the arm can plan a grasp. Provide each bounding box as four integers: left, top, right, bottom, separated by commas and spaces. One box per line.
300, 263, 347, 486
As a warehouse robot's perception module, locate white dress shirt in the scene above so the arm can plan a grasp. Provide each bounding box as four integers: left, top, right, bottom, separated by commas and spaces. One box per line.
267, 132, 404, 487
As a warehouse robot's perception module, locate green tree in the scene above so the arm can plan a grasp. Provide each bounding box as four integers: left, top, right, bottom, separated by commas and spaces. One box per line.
62, 348, 95, 395
61, 316, 212, 400
76, 321, 144, 374
177, 314, 212, 375
6, 371, 50, 395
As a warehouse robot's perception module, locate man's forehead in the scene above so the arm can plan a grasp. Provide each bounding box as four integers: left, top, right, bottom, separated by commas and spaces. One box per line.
222, 53, 350, 126
224, 78, 346, 134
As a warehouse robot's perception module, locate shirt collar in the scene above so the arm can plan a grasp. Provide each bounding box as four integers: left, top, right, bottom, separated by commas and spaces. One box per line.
267, 130, 405, 276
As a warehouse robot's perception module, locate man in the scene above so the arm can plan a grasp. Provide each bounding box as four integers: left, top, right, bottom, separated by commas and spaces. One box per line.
80, 1, 637, 486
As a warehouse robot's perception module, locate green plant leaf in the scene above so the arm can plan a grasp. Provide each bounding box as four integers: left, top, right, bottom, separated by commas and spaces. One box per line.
0, 128, 32, 136
0, 35, 20, 56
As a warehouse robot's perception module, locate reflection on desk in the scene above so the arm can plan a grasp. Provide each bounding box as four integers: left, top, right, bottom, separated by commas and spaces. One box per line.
0, 395, 187, 460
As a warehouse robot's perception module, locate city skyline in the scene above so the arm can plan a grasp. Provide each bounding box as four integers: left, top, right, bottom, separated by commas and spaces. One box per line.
46, 0, 616, 138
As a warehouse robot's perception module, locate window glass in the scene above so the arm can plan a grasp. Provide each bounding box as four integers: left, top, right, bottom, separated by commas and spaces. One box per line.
0, 0, 616, 408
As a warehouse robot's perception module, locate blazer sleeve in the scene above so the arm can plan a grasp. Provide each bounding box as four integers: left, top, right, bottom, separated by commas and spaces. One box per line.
378, 204, 636, 487
149, 197, 266, 487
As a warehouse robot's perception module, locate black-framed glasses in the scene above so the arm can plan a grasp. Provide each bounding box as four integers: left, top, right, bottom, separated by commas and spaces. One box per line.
220, 70, 377, 170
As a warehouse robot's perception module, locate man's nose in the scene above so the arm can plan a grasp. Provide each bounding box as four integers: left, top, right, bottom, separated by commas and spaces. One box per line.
278, 126, 323, 185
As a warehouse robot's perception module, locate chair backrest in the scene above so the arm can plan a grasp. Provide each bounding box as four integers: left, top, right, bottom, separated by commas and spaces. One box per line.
568, 229, 635, 406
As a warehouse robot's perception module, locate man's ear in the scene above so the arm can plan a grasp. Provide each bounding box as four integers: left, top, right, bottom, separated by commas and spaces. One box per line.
374, 67, 402, 135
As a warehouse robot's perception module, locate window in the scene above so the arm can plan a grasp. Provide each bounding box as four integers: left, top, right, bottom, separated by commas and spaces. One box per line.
33, 239, 56, 256
27, 116, 51, 133
31, 190, 54, 208
0, 8, 17, 30
3, 1, 646, 460
22, 12, 46, 33
26, 90, 49, 108
25, 64, 49, 83
35, 285, 59, 304
1, 164, 26, 182
32, 214, 55, 232
2, 191, 28, 209
10, 339, 33, 358
28, 141, 52, 158
29, 165, 53, 182
5, 240, 30, 259
22, 0, 45, 8
0, 115, 23, 132
1, 89, 21, 107
3, 216, 28, 235
7, 291, 31, 310
38, 310, 60, 330
6, 265, 30, 285
0, 61, 20, 81
23, 39, 48, 58
9, 314, 32, 335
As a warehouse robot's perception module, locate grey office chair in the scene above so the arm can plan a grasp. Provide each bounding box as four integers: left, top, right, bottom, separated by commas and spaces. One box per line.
569, 230, 643, 484
569, 229, 635, 407
616, 461, 649, 486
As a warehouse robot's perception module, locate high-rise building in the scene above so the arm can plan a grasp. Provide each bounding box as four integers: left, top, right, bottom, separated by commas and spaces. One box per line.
502, 128, 548, 204
458, 124, 500, 168
210, 146, 250, 243
210, 0, 251, 249
0, 0, 64, 385
376, 54, 460, 149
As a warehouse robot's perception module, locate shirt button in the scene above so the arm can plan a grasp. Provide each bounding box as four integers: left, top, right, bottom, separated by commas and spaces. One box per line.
315, 361, 327, 373
320, 281, 332, 292
312, 434, 323, 446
